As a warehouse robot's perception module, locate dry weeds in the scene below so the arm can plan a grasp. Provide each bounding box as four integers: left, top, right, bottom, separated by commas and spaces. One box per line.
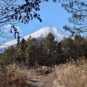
1, 59, 87, 87
53, 59, 87, 87
0, 64, 30, 87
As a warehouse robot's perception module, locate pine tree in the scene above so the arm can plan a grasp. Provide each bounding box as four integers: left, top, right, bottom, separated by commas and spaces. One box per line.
44, 33, 56, 65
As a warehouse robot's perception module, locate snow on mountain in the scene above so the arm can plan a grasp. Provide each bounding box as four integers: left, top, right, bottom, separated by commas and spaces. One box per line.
24, 26, 65, 41
0, 26, 66, 49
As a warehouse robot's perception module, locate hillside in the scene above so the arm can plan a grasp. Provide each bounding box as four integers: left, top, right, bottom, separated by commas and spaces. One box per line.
0, 26, 65, 49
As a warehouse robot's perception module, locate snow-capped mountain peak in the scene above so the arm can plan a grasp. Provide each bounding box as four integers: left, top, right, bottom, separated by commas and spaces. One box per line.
25, 26, 65, 41
0, 26, 65, 49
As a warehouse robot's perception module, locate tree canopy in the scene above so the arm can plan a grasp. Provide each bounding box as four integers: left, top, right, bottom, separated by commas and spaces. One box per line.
0, 0, 48, 25
56, 0, 87, 35
0, 0, 48, 44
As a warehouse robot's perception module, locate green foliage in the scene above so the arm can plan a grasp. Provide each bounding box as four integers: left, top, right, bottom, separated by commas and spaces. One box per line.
43, 33, 57, 65
1, 34, 87, 66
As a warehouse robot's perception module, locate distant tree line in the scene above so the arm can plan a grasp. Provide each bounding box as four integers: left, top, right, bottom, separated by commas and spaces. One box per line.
0, 33, 87, 66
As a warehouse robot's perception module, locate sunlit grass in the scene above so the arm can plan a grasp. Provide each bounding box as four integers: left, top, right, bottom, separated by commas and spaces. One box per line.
0, 64, 29, 87
54, 58, 87, 87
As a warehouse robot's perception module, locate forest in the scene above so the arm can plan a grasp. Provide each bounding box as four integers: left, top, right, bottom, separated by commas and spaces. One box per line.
0, 33, 87, 66
1, 0, 87, 87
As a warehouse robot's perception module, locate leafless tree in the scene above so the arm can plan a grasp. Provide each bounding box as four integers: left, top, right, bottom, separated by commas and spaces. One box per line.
0, 0, 47, 44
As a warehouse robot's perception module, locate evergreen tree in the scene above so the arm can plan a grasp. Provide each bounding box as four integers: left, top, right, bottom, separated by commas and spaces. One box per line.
44, 33, 56, 65
25, 38, 38, 66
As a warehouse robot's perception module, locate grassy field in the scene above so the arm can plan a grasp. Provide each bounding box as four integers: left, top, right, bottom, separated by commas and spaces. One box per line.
54, 59, 87, 87
0, 64, 30, 87
0, 58, 87, 87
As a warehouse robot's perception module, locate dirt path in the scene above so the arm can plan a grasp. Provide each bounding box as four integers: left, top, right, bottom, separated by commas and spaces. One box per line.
26, 69, 56, 87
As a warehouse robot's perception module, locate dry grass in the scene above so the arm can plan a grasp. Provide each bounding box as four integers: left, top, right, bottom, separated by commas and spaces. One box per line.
0, 64, 30, 87
53, 59, 87, 87
36, 66, 52, 75
1, 59, 87, 87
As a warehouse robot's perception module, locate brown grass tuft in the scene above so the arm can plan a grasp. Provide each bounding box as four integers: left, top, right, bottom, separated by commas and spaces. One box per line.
53, 59, 87, 87
0, 64, 30, 87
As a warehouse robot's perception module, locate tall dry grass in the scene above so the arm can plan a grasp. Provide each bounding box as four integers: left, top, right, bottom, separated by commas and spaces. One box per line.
0, 64, 30, 87
53, 59, 87, 87
1, 59, 87, 87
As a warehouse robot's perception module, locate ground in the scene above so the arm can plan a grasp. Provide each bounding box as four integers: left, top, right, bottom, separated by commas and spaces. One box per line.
26, 68, 56, 87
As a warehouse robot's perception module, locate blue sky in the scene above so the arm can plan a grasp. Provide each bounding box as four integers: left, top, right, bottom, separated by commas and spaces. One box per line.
17, 1, 71, 37
0, 0, 75, 44
1, 0, 87, 45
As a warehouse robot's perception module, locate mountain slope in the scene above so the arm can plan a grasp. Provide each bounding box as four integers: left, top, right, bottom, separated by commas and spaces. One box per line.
25, 26, 65, 41
0, 26, 65, 49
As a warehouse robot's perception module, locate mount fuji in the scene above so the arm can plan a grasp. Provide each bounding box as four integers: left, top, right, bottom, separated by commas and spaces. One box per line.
0, 26, 66, 49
